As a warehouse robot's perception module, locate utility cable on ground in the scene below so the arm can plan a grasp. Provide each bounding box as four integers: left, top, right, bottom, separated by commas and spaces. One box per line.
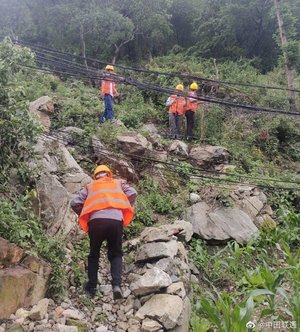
49, 128, 300, 186
39, 131, 300, 191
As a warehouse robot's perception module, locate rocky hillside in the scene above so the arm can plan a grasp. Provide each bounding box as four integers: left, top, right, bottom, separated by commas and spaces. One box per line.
1, 42, 300, 332
1, 95, 295, 332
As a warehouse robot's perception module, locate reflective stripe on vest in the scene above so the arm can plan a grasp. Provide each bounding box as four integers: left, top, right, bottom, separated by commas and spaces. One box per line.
101, 80, 115, 96
83, 180, 122, 202
185, 91, 199, 112
78, 178, 134, 232
168, 95, 186, 115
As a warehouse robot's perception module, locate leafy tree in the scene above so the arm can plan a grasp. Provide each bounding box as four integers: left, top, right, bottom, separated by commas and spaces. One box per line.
0, 0, 299, 72
169, 0, 200, 48
0, 0, 36, 39
192, 0, 279, 71
113, 0, 174, 60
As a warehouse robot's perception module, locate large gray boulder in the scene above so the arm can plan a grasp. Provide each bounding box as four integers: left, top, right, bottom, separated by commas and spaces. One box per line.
168, 141, 189, 157
29, 96, 54, 131
32, 137, 91, 236
141, 123, 159, 134
230, 186, 276, 229
130, 267, 172, 296
52, 127, 84, 146
155, 258, 182, 280
173, 296, 191, 332
92, 136, 138, 182
36, 173, 76, 235
231, 186, 267, 218
117, 133, 153, 155
184, 202, 259, 243
135, 294, 183, 330
140, 220, 193, 243
189, 145, 229, 168
136, 240, 178, 262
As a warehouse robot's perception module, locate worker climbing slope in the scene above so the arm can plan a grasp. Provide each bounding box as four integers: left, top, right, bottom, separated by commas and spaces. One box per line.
100, 65, 119, 123
71, 165, 137, 300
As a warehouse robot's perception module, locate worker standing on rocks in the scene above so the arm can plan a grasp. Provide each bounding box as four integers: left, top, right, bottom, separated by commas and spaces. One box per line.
166, 84, 186, 139
71, 165, 137, 300
100, 65, 119, 123
184, 82, 204, 141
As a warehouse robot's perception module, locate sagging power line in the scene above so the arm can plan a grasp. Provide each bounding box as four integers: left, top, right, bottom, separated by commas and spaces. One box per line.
14, 38, 300, 94
10, 38, 300, 117
16, 61, 300, 118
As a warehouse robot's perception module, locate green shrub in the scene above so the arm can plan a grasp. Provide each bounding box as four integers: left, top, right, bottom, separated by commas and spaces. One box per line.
0, 40, 42, 193
94, 121, 127, 146
71, 238, 89, 287
124, 194, 154, 239
190, 212, 300, 330
51, 90, 101, 129
118, 90, 163, 128
124, 176, 182, 239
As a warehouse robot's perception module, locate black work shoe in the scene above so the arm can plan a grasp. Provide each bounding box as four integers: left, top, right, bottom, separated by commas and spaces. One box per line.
112, 286, 123, 300
83, 282, 96, 299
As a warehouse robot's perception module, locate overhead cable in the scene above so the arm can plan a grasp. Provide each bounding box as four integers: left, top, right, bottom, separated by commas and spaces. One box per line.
14, 38, 300, 94
16, 61, 300, 118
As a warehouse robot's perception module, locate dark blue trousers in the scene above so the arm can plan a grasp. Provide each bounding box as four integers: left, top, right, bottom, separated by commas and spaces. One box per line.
100, 94, 114, 123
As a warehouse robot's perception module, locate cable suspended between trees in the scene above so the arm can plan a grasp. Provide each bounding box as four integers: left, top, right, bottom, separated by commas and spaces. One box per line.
14, 38, 300, 94
16, 60, 300, 118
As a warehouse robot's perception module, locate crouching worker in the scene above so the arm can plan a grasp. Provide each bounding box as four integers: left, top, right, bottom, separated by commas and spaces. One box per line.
71, 165, 137, 300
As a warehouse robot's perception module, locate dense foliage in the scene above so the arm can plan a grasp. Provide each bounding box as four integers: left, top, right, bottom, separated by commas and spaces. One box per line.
0, 0, 300, 72
0, 40, 66, 299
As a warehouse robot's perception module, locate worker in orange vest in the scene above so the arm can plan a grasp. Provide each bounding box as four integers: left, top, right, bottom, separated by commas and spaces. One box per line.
185, 82, 204, 141
71, 165, 137, 300
100, 65, 119, 123
166, 84, 186, 139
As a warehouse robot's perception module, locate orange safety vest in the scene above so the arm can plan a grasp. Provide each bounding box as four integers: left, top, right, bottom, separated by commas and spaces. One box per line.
101, 79, 116, 96
168, 95, 186, 115
185, 91, 202, 112
78, 177, 134, 232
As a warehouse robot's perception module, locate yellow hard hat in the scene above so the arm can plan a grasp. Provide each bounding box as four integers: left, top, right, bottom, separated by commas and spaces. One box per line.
176, 84, 184, 91
105, 65, 114, 71
190, 82, 198, 90
94, 165, 112, 179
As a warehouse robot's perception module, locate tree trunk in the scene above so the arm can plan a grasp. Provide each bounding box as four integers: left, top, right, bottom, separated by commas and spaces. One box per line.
112, 34, 135, 64
274, 0, 298, 111
213, 58, 220, 95
112, 45, 119, 65
79, 23, 88, 70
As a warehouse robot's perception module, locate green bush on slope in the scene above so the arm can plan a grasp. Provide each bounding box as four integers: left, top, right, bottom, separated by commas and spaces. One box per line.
189, 213, 300, 331
0, 40, 66, 299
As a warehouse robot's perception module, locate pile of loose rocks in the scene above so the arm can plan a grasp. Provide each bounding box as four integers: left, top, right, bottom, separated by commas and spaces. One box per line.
1, 220, 196, 332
